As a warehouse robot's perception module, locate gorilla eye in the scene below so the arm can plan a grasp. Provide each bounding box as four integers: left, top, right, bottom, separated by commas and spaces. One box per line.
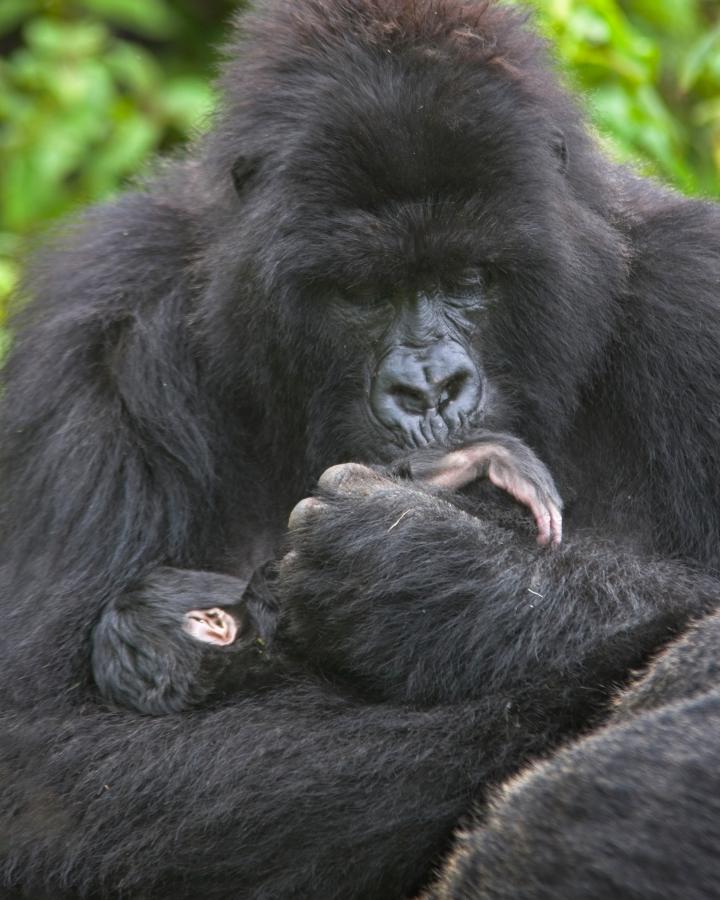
340, 287, 392, 310
457, 268, 495, 295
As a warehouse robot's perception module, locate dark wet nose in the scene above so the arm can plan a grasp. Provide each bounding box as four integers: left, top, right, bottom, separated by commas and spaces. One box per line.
371, 341, 482, 432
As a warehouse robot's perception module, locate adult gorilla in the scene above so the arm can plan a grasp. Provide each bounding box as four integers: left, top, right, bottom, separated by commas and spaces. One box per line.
1, 0, 720, 898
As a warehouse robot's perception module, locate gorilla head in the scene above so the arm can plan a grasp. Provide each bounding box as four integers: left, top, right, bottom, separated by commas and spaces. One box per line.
194, 0, 627, 473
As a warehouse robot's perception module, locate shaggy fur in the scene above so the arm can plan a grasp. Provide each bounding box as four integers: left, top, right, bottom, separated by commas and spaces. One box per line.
424, 613, 720, 900
1, 0, 720, 897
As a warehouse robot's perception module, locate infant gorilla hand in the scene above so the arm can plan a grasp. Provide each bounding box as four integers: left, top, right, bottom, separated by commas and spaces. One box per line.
390, 433, 563, 546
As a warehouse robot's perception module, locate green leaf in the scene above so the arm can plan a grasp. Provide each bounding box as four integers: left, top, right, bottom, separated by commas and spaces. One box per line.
83, 114, 161, 197
105, 42, 162, 94
160, 78, 216, 133
49, 59, 115, 110
24, 18, 108, 58
693, 98, 720, 127
567, 7, 612, 45
0, 259, 19, 313
626, 0, 699, 37
0, 0, 34, 38
680, 23, 720, 92
81, 0, 181, 39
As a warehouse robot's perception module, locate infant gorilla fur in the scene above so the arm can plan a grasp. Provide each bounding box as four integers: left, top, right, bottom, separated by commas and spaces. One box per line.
92, 433, 561, 716
92, 567, 280, 715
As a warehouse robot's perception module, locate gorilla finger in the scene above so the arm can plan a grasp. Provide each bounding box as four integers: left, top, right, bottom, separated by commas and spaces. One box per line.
441, 407, 461, 435
318, 462, 389, 495
487, 462, 563, 545
514, 487, 555, 547
410, 422, 429, 449
429, 412, 449, 443
424, 448, 485, 491
548, 503, 562, 547
533, 469, 563, 511
529, 496, 563, 547
288, 497, 326, 530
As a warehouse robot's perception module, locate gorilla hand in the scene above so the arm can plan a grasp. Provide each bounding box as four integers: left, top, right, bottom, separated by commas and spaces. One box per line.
279, 463, 711, 714
278, 463, 542, 704
390, 432, 563, 546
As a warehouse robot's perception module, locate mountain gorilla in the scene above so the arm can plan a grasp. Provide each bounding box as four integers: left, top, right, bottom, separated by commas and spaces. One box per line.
1, 0, 720, 898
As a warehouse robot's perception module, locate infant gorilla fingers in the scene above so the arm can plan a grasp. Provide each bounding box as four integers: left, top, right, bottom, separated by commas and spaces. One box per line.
286, 434, 561, 547
288, 437, 561, 546
394, 433, 563, 546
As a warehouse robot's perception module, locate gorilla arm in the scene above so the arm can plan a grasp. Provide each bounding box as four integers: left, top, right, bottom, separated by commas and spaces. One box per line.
2, 682, 524, 900
278, 465, 718, 710
0, 190, 272, 705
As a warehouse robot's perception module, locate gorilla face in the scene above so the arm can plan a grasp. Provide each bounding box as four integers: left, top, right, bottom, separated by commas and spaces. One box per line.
202, 0, 629, 469
337, 269, 502, 453
289, 266, 507, 464
368, 288, 486, 447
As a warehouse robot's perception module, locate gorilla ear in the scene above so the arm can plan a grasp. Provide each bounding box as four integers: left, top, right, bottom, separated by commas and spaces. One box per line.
183, 608, 239, 646
552, 128, 569, 175
231, 154, 259, 197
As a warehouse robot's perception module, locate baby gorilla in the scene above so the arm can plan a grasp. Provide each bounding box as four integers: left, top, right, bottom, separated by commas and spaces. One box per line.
92, 567, 278, 715
93, 434, 559, 716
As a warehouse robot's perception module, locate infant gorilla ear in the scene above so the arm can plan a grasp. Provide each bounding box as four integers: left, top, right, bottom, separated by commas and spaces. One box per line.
91, 568, 266, 715
183, 607, 239, 645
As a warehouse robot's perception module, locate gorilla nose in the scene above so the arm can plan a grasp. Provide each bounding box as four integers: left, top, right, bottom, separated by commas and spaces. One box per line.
390, 369, 470, 414
371, 341, 482, 434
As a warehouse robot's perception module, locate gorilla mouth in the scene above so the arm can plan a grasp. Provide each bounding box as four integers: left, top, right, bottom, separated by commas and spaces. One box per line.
380, 405, 483, 453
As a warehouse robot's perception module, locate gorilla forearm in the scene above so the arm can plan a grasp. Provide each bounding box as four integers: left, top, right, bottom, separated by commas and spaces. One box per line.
1, 693, 496, 900
279, 474, 717, 709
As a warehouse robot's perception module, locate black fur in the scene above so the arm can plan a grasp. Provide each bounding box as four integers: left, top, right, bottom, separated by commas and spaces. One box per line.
424, 613, 720, 900
1, 0, 720, 897
91, 567, 277, 715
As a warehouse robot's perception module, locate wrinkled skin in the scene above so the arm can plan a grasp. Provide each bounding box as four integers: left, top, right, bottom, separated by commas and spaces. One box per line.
2, 0, 720, 898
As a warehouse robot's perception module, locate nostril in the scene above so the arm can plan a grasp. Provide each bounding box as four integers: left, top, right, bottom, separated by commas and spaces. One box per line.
437, 371, 469, 410
390, 385, 431, 414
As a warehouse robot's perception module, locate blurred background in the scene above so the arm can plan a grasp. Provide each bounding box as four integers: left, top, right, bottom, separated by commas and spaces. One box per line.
1, 0, 719, 344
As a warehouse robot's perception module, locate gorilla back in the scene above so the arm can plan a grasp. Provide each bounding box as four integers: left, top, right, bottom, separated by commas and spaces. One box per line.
1, 1, 720, 898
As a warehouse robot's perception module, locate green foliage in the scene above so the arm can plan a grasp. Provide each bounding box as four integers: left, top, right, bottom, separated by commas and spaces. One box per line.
0, 0, 718, 327
0, 0, 236, 323
531, 0, 720, 195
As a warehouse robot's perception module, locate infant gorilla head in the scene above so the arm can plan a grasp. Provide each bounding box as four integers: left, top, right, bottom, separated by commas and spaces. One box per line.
92, 568, 276, 715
